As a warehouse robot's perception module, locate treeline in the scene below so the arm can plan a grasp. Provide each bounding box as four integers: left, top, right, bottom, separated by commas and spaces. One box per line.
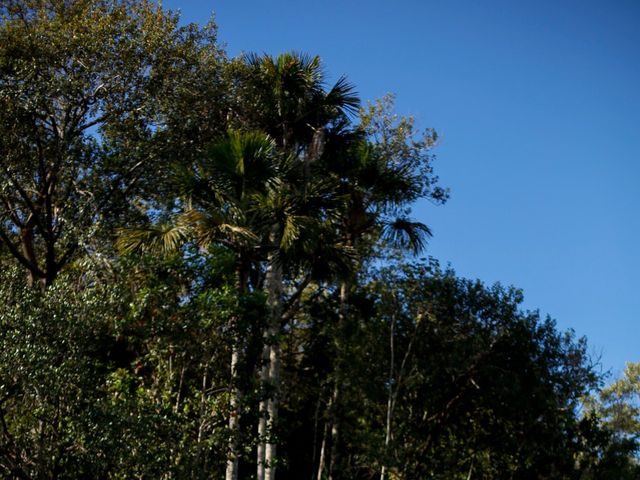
0, 1, 637, 479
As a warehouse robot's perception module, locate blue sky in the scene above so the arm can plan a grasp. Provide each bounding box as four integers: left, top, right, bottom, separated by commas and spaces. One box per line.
164, 0, 639, 377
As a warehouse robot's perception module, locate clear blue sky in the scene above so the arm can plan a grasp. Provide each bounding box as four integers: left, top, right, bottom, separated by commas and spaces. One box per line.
164, 0, 639, 377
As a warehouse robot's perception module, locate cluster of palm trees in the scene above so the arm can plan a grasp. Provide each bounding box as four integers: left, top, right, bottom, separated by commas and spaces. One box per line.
118, 52, 440, 480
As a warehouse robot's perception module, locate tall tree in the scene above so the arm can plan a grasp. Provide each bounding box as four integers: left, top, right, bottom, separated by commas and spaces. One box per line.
119, 128, 347, 480
314, 95, 448, 480
0, 0, 223, 286
366, 262, 598, 479
237, 52, 359, 480
119, 130, 277, 480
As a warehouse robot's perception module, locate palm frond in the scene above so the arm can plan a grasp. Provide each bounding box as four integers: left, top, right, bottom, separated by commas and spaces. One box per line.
217, 223, 260, 246
326, 75, 360, 117
116, 223, 192, 255
307, 241, 357, 282
280, 212, 307, 250
243, 51, 264, 69
381, 218, 432, 255
180, 209, 258, 248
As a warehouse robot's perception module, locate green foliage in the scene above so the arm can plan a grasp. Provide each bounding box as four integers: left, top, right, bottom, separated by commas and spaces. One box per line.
272, 260, 607, 480
597, 363, 640, 436
0, 252, 266, 479
0, 267, 122, 477
0, 3, 634, 479
579, 363, 640, 478
0, 0, 225, 284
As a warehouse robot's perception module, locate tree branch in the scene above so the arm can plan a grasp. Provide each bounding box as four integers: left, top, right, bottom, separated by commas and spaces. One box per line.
281, 274, 313, 322
0, 228, 43, 277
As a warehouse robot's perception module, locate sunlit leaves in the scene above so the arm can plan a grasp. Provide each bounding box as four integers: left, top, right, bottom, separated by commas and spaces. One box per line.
0, 0, 225, 283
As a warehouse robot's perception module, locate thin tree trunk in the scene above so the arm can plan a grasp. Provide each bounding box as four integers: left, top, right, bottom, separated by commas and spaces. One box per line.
380, 313, 395, 480
315, 397, 330, 480
311, 394, 322, 480
265, 331, 281, 480
257, 303, 271, 480
381, 303, 421, 480
225, 345, 241, 480
198, 368, 208, 444
226, 259, 248, 480
316, 279, 349, 480
257, 393, 267, 480
326, 281, 349, 480
257, 246, 283, 480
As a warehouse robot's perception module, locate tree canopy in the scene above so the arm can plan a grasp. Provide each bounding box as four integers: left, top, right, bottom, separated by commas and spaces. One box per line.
0, 1, 636, 479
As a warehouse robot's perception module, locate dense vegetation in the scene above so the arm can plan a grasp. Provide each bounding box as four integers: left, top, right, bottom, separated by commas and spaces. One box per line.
0, 1, 637, 479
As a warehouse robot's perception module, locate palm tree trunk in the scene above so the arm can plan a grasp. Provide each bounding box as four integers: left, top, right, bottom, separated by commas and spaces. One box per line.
225, 344, 241, 480
257, 386, 267, 480
265, 327, 281, 480
226, 258, 248, 480
258, 246, 283, 480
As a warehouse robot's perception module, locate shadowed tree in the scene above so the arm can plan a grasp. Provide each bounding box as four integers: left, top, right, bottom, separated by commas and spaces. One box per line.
118, 129, 351, 480
314, 95, 448, 480
236, 51, 359, 480
119, 130, 274, 480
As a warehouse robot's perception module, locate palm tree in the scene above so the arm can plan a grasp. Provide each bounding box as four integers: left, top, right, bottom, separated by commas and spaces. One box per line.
251, 150, 354, 480
236, 52, 360, 480
123, 52, 363, 480
118, 128, 351, 480
118, 130, 275, 480
239, 52, 359, 153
